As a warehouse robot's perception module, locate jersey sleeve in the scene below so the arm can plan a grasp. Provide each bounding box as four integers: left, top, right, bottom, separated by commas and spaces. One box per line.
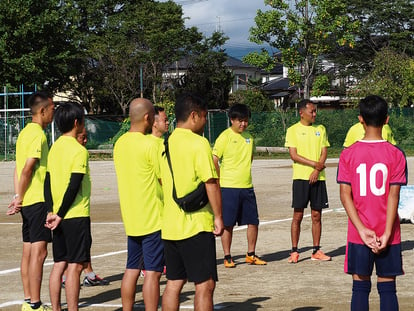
72, 148, 88, 174
148, 139, 161, 179
212, 130, 226, 159
284, 126, 297, 148
27, 134, 43, 159
319, 125, 330, 148
383, 125, 397, 145
343, 124, 360, 148
337, 150, 351, 184
196, 138, 218, 182
390, 149, 407, 185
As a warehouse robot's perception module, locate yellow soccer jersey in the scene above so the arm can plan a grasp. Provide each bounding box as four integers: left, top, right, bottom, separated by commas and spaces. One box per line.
212, 127, 253, 188
48, 136, 90, 219
160, 128, 217, 241
15, 123, 48, 206
147, 134, 165, 202
343, 122, 396, 147
285, 122, 330, 181
114, 132, 162, 236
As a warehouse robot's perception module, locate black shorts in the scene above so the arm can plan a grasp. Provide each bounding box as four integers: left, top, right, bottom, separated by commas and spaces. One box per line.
163, 232, 218, 283
292, 180, 329, 210
21, 202, 52, 243
52, 217, 91, 263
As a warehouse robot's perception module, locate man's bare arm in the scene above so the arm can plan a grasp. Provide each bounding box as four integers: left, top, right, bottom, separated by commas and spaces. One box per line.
205, 178, 224, 236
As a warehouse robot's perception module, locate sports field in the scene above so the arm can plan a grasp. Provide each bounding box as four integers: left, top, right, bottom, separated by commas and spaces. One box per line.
1, 158, 414, 310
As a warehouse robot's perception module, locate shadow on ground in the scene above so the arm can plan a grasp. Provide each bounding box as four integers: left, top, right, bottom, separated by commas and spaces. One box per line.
216, 296, 271, 310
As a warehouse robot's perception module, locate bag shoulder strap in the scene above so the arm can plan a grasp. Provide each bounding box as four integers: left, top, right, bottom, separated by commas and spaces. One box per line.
164, 134, 179, 201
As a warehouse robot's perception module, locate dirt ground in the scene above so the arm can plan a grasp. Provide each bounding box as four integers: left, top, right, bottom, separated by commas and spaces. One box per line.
1, 158, 414, 310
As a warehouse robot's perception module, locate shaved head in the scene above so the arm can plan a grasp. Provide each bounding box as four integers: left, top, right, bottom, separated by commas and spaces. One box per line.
129, 98, 154, 123
128, 98, 155, 133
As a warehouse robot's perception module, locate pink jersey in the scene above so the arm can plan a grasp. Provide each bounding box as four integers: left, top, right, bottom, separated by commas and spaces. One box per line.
337, 140, 407, 245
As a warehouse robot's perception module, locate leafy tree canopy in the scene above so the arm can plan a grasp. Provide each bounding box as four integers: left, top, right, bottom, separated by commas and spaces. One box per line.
353, 48, 414, 108
331, 0, 414, 80
0, 0, 77, 91
244, 0, 359, 99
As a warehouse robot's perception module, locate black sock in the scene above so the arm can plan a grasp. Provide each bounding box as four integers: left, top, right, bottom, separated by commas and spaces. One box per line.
351, 280, 371, 311
313, 246, 320, 254
292, 247, 298, 253
224, 254, 232, 261
377, 281, 398, 311
247, 251, 255, 257
24, 298, 31, 303
30, 301, 42, 309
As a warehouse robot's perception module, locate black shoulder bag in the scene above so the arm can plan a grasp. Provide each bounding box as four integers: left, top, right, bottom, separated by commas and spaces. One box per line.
164, 134, 209, 212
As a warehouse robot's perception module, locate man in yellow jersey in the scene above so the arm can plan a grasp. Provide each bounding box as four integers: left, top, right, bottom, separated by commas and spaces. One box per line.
212, 103, 267, 268
60, 128, 109, 289
151, 106, 169, 139
114, 98, 164, 311
285, 99, 331, 264
7, 92, 54, 311
160, 93, 224, 311
343, 121, 396, 147
44, 102, 91, 311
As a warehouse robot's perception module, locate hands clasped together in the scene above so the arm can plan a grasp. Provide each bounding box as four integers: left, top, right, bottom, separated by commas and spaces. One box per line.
359, 227, 389, 254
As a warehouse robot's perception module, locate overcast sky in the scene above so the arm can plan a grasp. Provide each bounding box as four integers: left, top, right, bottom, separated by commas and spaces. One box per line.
166, 0, 271, 58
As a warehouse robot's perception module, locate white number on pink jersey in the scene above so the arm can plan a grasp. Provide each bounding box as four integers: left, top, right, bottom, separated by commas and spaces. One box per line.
356, 163, 388, 196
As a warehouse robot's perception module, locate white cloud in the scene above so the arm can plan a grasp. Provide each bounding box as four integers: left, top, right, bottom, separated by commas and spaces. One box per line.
159, 0, 271, 57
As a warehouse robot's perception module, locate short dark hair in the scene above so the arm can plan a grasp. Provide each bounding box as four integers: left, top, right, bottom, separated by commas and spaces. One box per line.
28, 91, 51, 113
297, 99, 314, 111
175, 93, 207, 123
359, 95, 388, 127
54, 102, 84, 133
154, 106, 165, 115
228, 103, 251, 120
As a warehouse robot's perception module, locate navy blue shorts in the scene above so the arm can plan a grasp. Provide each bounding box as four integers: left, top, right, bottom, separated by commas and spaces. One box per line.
126, 231, 164, 272
52, 217, 91, 263
221, 188, 259, 227
163, 232, 218, 283
346, 242, 403, 277
21, 202, 52, 243
292, 180, 329, 210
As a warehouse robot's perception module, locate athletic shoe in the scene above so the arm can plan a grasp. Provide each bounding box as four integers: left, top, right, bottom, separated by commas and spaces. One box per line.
21, 302, 31, 311
288, 251, 299, 263
83, 274, 110, 286
245, 254, 267, 265
311, 250, 331, 261
224, 258, 236, 268
140, 270, 146, 277
23, 303, 51, 310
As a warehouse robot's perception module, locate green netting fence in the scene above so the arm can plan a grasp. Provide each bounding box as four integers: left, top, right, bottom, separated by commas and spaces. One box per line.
2, 108, 414, 160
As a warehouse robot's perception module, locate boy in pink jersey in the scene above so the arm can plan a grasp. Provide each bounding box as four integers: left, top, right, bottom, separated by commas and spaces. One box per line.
337, 95, 407, 311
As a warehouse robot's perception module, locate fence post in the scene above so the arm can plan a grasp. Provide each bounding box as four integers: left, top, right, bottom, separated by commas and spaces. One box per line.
3, 85, 7, 160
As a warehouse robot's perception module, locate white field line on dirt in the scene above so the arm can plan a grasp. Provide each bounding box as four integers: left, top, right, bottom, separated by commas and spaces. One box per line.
0, 209, 343, 276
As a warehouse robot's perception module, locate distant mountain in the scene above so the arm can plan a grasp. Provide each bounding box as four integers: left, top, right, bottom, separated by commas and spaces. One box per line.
224, 45, 275, 60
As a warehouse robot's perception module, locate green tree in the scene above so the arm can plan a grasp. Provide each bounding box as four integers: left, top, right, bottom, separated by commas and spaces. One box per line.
244, 0, 359, 99
353, 48, 414, 108
0, 0, 77, 92
62, 0, 201, 115
59, 0, 120, 113
175, 31, 233, 109
331, 0, 414, 80
229, 89, 273, 112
